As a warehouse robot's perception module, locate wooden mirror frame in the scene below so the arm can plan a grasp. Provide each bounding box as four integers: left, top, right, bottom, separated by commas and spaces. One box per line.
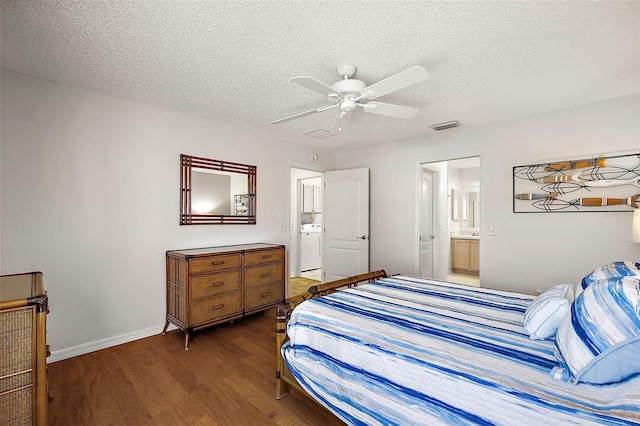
180, 154, 256, 225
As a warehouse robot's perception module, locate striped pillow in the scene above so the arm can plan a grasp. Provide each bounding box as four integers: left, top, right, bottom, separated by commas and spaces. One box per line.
576, 261, 640, 297
552, 276, 640, 384
523, 284, 573, 340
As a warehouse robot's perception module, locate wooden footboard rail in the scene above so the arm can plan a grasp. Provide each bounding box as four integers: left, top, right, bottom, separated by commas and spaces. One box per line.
276, 269, 387, 399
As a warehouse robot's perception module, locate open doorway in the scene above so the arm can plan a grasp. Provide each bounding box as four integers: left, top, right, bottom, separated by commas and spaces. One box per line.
289, 166, 370, 296
299, 176, 322, 280
419, 156, 480, 286
289, 167, 323, 298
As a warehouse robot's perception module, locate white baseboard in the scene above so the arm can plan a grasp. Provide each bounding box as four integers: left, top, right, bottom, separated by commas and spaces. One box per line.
48, 323, 178, 363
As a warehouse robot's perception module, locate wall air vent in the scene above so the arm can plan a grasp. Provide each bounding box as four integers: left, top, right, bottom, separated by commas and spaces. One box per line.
430, 120, 461, 131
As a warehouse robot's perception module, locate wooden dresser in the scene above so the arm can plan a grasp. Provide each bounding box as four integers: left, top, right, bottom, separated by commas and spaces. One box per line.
0, 272, 49, 426
164, 243, 286, 349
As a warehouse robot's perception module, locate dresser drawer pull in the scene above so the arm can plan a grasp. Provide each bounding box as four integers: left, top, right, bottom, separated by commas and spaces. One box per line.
261, 292, 272, 297
211, 304, 225, 310
261, 254, 272, 259
209, 281, 225, 287
260, 273, 272, 278
211, 261, 225, 266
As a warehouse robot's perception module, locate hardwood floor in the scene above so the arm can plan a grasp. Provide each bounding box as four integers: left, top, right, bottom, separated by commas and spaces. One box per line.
47, 309, 344, 425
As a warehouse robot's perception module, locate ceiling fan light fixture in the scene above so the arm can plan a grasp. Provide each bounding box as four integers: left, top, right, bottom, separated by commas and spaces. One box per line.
340, 100, 357, 113
431, 120, 461, 131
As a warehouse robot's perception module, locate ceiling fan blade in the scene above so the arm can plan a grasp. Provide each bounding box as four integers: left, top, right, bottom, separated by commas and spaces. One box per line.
360, 65, 429, 100
361, 101, 420, 119
290, 76, 342, 97
270, 104, 338, 125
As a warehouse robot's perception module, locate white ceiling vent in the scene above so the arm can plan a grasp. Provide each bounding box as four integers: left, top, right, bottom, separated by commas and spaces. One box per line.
304, 129, 336, 139
431, 120, 461, 131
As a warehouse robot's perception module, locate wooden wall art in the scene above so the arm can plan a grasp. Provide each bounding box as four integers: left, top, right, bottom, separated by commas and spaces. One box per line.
513, 151, 640, 213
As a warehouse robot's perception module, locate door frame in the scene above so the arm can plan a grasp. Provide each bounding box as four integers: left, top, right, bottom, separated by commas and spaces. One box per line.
416, 155, 482, 284
289, 166, 323, 279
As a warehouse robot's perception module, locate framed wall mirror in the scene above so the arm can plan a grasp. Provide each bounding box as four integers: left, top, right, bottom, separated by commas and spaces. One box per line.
180, 154, 256, 225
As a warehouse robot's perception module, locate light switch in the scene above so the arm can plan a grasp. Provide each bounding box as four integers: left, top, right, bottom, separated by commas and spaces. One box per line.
490, 225, 497, 236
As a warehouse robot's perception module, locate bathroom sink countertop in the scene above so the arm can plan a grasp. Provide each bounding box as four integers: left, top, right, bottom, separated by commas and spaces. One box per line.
451, 235, 480, 240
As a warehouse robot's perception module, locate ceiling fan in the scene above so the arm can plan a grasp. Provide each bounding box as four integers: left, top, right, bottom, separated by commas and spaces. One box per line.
270, 63, 429, 134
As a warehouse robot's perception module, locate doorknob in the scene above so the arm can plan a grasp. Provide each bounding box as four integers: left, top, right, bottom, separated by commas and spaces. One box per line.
358, 235, 367, 240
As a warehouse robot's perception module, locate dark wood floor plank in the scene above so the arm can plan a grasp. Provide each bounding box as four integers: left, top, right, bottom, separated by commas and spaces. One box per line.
160, 338, 251, 417
48, 308, 344, 425
224, 370, 316, 426
47, 373, 98, 425
114, 343, 193, 418
103, 366, 155, 425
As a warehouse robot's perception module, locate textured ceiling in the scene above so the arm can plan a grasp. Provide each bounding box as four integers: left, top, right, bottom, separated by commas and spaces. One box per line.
1, 1, 638, 148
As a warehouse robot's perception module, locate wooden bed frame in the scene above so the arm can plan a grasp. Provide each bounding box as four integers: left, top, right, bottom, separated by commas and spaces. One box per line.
275, 270, 388, 399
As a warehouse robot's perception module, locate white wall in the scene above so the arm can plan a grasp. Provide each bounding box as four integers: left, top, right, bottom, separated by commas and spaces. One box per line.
0, 70, 336, 361
336, 94, 640, 294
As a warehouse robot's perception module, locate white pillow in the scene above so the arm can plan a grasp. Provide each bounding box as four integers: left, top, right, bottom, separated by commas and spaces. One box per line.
552, 276, 640, 384
577, 261, 640, 297
523, 284, 574, 340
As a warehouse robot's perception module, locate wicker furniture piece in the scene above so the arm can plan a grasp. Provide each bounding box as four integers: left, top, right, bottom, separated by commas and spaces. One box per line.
0, 272, 49, 426
164, 243, 286, 349
275, 270, 387, 400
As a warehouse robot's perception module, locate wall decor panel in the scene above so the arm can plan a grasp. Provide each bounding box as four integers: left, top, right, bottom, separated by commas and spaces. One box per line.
513, 151, 639, 213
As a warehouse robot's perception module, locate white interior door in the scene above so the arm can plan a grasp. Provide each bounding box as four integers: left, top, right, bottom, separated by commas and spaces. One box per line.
420, 168, 434, 278
323, 167, 369, 282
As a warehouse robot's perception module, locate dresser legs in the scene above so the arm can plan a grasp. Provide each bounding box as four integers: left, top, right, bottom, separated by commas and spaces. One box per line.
161, 320, 191, 350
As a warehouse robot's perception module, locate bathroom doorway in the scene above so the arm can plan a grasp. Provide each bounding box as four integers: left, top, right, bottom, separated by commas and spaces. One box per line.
419, 156, 481, 286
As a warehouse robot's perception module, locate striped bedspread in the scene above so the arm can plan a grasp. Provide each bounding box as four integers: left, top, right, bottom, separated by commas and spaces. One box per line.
282, 276, 640, 425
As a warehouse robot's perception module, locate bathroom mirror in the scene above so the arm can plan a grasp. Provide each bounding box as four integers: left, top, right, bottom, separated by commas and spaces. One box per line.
464, 190, 480, 228
180, 154, 256, 225
451, 189, 460, 220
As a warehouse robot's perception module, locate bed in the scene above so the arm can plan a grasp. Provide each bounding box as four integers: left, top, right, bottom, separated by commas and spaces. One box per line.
275, 269, 640, 425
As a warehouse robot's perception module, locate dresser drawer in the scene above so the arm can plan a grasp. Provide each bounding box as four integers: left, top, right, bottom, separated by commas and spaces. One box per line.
189, 253, 241, 275
189, 292, 241, 325
245, 263, 284, 288
245, 282, 284, 310
245, 248, 283, 266
190, 271, 241, 300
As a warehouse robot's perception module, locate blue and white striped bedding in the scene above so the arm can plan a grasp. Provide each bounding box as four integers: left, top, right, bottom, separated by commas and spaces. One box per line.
282, 276, 640, 425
